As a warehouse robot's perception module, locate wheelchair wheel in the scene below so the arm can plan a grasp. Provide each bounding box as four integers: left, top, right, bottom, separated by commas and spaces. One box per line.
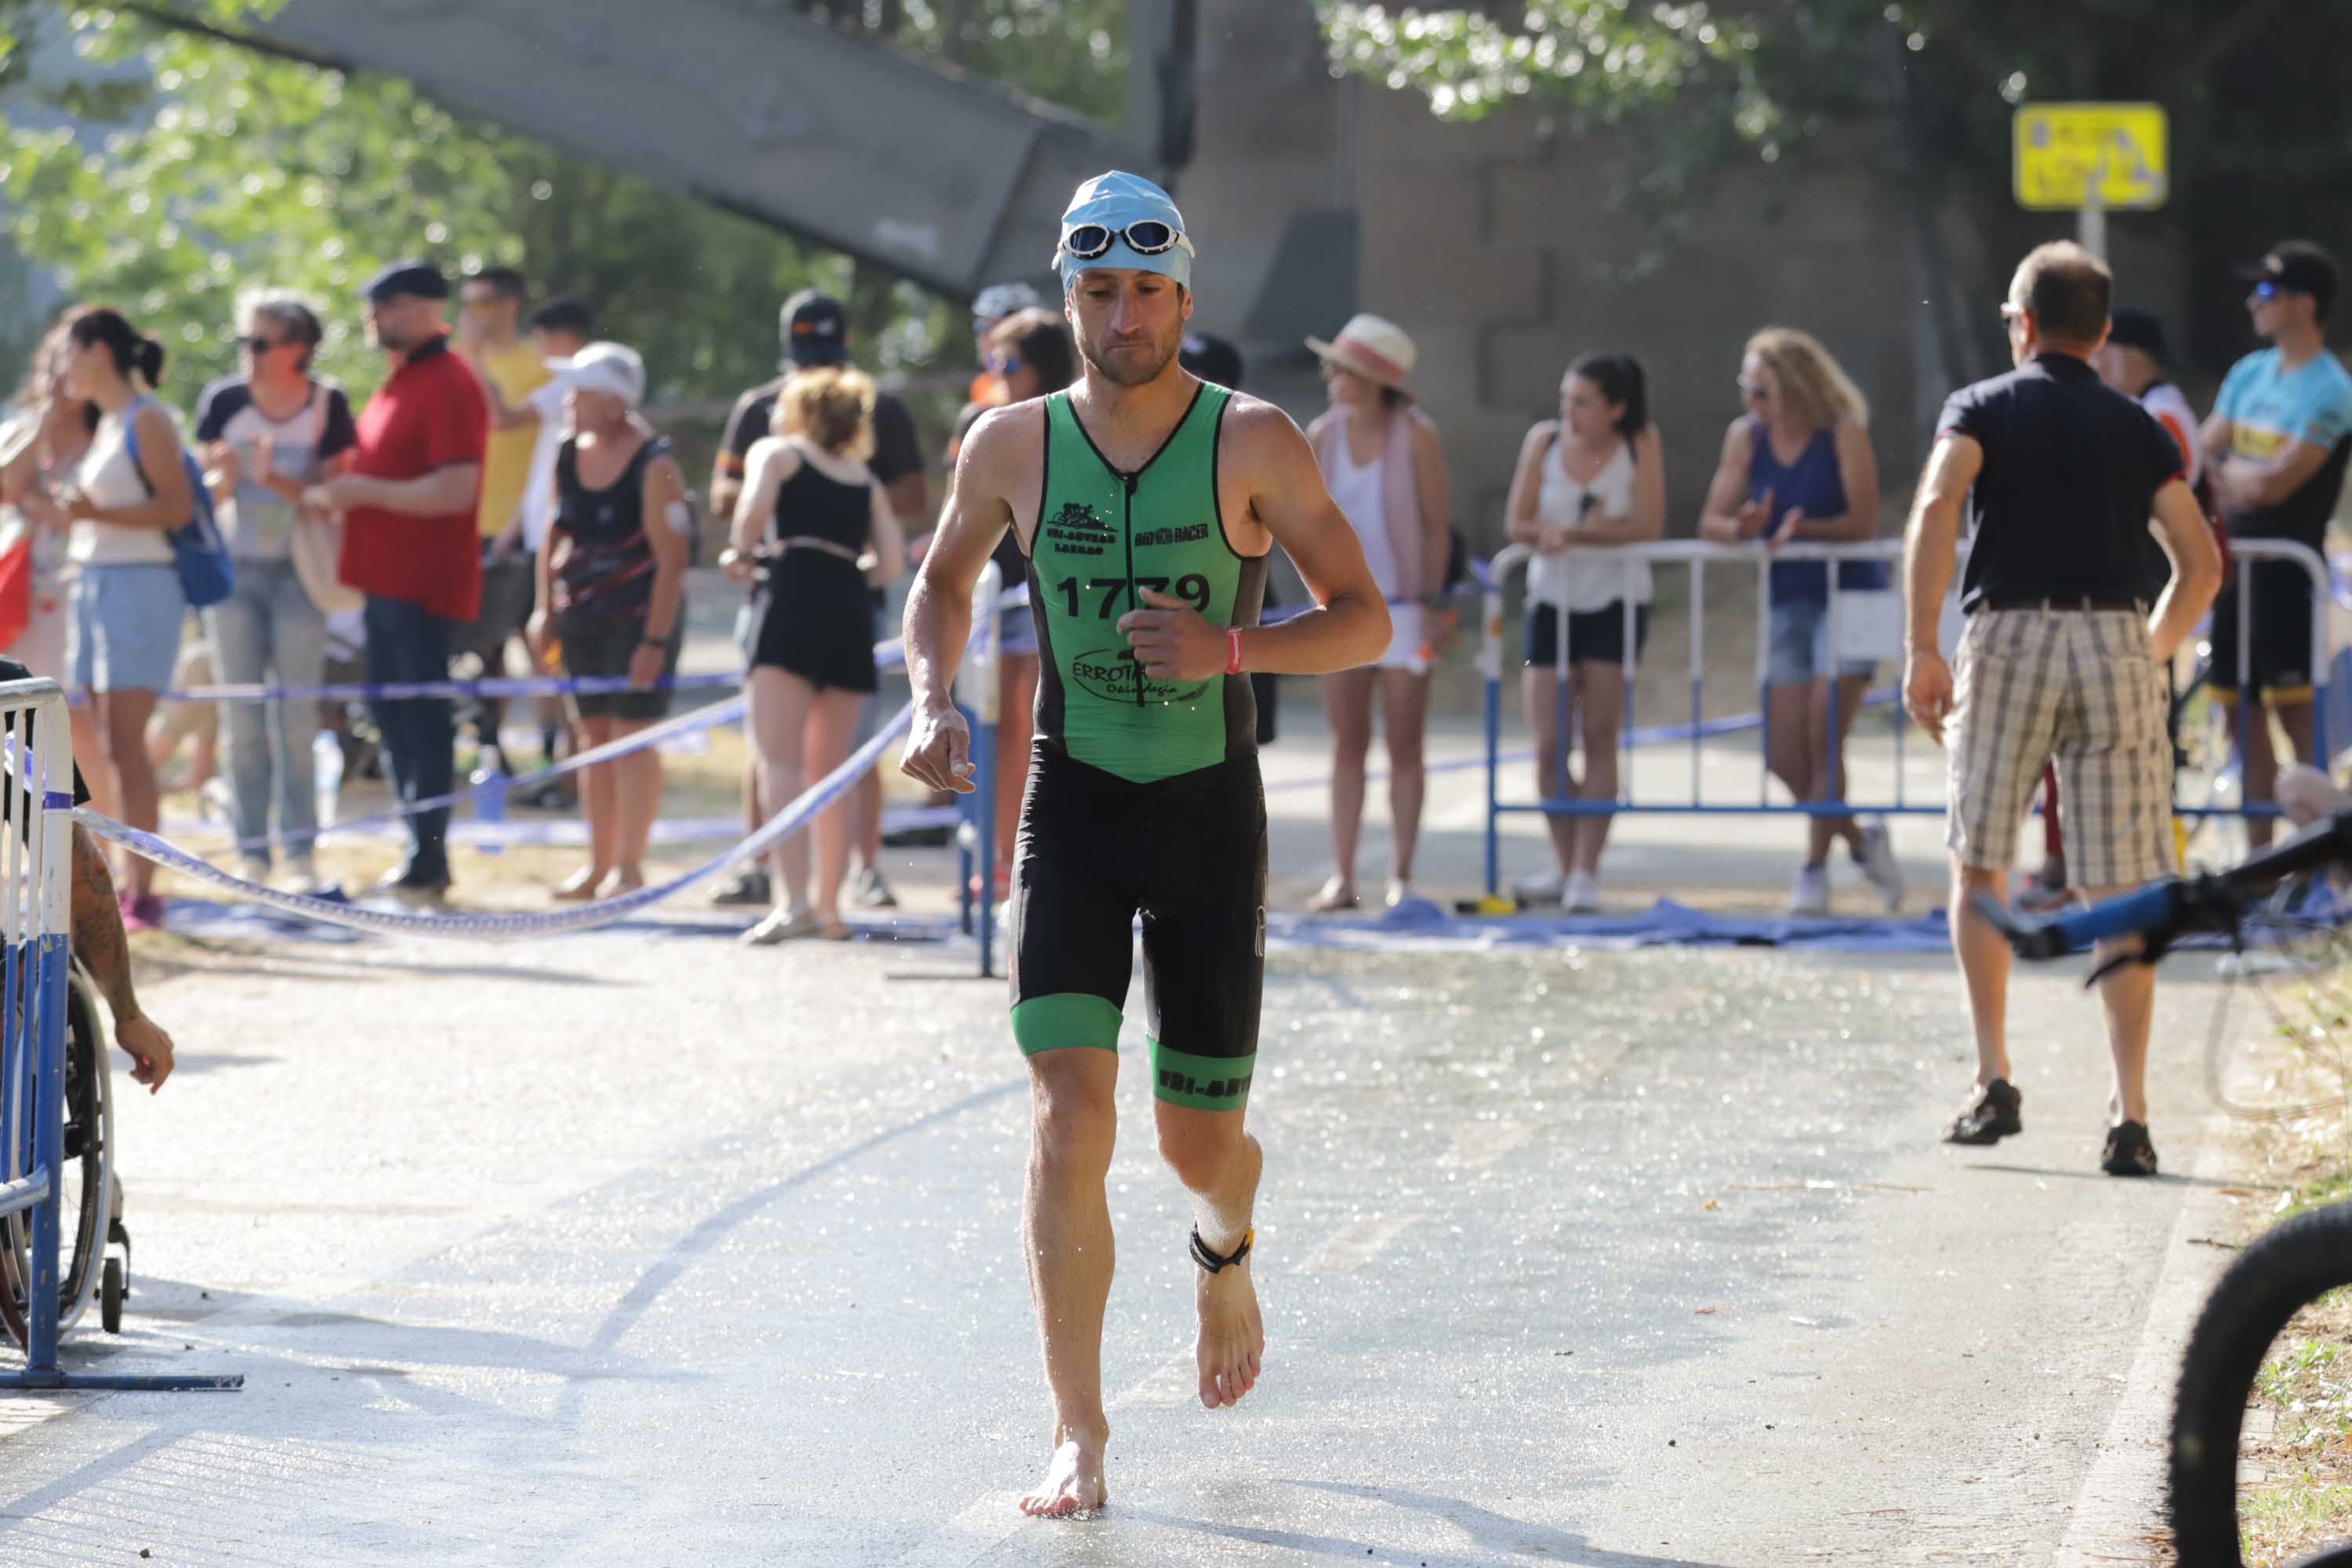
0, 964, 115, 1349
2169, 1200, 2352, 1567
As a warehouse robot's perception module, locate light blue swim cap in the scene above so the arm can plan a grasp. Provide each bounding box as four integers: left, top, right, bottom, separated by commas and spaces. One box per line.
1054, 170, 1193, 293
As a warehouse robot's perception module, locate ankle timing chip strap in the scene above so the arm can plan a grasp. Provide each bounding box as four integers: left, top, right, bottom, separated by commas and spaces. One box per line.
1189, 1225, 1252, 1275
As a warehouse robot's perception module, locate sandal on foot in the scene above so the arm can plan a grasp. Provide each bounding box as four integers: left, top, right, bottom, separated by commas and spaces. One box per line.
742, 906, 822, 946
1944, 1078, 2023, 1145
1306, 876, 1359, 913
553, 867, 606, 902
2100, 1120, 2159, 1177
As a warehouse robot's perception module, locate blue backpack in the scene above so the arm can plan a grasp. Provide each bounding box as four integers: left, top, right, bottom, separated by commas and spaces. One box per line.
120, 395, 234, 608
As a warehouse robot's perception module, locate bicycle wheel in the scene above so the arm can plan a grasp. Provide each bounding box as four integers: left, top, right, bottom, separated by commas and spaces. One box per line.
2170, 1200, 2352, 1567
0, 965, 113, 1348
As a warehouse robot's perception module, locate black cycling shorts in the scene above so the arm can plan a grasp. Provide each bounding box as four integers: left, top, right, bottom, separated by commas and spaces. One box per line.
1008, 744, 1266, 1111
2209, 556, 2318, 702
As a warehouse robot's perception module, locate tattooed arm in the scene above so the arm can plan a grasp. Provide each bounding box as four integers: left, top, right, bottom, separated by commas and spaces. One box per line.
69, 825, 173, 1091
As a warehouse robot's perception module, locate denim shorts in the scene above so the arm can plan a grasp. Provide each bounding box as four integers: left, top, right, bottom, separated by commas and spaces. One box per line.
67, 563, 185, 693
1766, 597, 1875, 687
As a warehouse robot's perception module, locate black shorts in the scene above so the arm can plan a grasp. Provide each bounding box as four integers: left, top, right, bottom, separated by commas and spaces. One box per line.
2209, 557, 2318, 702
1009, 745, 1266, 1111
559, 615, 681, 722
1523, 601, 1650, 668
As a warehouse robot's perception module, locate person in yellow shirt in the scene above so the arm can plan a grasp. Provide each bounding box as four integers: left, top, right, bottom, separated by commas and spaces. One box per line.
453, 266, 551, 774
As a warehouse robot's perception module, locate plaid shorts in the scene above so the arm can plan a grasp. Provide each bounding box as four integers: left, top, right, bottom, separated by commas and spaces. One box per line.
1945, 608, 2175, 888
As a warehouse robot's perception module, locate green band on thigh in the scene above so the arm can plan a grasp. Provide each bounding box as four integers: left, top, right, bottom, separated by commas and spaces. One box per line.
1147, 1038, 1256, 1110
1011, 993, 1125, 1056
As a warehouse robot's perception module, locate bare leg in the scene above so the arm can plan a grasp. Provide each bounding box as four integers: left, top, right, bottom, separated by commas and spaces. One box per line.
1806, 674, 1870, 866
99, 691, 162, 899
610, 718, 662, 890
1949, 861, 2013, 1087
1018, 1047, 1119, 1517
1571, 660, 1625, 877
1155, 1098, 1265, 1412
849, 770, 882, 876
1319, 667, 1375, 900
2082, 882, 2154, 1126
1522, 666, 1579, 876
1764, 679, 1813, 834
2246, 696, 2315, 851
804, 690, 862, 926
747, 667, 818, 915
1377, 667, 1429, 886
561, 715, 618, 897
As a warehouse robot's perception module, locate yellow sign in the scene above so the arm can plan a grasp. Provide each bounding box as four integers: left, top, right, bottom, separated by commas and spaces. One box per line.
2013, 103, 2168, 211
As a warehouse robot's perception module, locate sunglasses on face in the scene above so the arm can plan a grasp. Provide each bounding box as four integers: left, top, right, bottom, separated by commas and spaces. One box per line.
241, 336, 285, 354
1736, 376, 1768, 400
2252, 280, 2281, 302
1058, 220, 1193, 260
988, 353, 1023, 377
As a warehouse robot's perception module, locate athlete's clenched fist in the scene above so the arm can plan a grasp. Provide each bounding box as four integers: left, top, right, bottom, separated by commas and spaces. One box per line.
902, 699, 979, 793
1117, 588, 1225, 681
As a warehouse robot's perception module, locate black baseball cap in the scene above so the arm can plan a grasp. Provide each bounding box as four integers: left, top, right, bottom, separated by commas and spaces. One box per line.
780, 290, 848, 368
2107, 307, 2170, 363
2238, 240, 2340, 318
358, 260, 449, 303
1179, 332, 1243, 388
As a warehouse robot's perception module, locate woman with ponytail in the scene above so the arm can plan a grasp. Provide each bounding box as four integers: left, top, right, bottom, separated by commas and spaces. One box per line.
16, 307, 192, 929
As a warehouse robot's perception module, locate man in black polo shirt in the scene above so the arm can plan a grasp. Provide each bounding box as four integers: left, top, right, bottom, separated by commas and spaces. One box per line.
1901, 241, 2221, 1177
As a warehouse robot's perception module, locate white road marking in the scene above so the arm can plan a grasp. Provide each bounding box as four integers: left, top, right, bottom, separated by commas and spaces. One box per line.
1298, 1212, 1421, 1274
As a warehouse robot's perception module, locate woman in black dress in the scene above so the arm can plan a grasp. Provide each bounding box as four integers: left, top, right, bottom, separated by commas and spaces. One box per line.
724, 368, 905, 942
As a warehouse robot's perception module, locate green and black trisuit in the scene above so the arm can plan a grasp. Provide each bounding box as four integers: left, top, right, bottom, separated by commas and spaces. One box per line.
1009, 382, 1270, 1110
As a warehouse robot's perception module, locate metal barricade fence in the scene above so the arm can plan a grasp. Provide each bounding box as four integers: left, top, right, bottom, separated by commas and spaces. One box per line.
1475, 537, 2333, 898
0, 677, 236, 1392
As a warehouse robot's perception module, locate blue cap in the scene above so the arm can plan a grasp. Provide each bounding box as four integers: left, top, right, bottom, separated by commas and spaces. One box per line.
1054, 171, 1192, 293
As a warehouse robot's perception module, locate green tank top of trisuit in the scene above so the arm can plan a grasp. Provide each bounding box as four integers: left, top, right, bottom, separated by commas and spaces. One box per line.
1026, 383, 1267, 784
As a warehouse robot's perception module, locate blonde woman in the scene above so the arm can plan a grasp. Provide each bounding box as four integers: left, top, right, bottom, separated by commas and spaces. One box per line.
725, 368, 906, 943
1303, 314, 1450, 911
1699, 327, 1902, 915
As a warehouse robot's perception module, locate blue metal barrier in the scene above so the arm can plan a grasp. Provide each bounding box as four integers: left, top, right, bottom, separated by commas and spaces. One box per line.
1479, 538, 2332, 898
0, 678, 237, 1392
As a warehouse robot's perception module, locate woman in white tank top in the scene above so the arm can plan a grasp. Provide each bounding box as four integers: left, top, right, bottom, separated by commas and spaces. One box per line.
1501, 352, 1664, 912
1304, 316, 1453, 913
16, 309, 194, 930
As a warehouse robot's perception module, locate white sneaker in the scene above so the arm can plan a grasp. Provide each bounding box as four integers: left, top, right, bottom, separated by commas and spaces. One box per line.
1512, 869, 1566, 905
1788, 865, 1831, 917
1853, 819, 1904, 913
1563, 870, 1602, 913
236, 855, 270, 887
742, 906, 821, 946
281, 856, 325, 896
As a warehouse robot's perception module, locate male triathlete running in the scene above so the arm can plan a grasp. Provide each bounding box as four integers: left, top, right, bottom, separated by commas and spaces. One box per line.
902, 172, 1388, 1518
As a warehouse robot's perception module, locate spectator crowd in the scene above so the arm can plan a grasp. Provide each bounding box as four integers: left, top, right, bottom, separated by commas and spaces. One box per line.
0, 232, 2346, 941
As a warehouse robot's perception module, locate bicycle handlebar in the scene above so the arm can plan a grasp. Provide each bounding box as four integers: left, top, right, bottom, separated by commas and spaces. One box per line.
1990, 809, 2352, 960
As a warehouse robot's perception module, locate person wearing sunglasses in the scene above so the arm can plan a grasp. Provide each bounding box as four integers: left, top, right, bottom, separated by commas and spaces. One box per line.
2201, 240, 2352, 848
1699, 326, 1903, 917
192, 289, 358, 894
899, 169, 1388, 1520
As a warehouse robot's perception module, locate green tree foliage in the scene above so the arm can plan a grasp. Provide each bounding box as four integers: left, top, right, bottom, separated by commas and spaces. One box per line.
1316, 1, 2352, 369
0, 0, 1130, 418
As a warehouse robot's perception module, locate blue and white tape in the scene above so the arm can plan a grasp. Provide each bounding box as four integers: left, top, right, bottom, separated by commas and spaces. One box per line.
77, 703, 918, 940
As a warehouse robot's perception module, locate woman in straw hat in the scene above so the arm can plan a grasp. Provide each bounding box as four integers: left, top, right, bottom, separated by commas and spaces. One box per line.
1303, 313, 1452, 912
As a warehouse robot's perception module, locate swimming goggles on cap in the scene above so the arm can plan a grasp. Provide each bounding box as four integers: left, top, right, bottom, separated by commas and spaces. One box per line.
1058, 220, 1196, 262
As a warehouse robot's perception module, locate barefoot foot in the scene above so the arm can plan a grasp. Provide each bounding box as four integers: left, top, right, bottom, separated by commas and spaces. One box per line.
1196, 1255, 1265, 1410
1017, 1428, 1109, 1518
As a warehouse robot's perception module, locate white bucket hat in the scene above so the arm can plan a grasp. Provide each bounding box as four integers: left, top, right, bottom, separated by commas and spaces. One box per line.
1305, 314, 1417, 390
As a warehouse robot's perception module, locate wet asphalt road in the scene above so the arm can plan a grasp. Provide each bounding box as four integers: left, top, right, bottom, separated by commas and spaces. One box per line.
0, 916, 2238, 1566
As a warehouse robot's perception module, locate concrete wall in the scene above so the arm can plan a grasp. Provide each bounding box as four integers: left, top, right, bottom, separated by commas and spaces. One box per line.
1178, 1, 1924, 554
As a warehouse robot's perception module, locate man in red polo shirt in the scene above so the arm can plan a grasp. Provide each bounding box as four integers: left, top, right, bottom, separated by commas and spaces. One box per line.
307, 260, 485, 899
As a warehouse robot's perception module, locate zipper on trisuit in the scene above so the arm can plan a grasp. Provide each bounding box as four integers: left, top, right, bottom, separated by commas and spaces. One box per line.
1121, 470, 1143, 706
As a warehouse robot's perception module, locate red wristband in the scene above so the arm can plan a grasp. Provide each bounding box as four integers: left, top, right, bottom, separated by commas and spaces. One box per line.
1225, 628, 1244, 676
